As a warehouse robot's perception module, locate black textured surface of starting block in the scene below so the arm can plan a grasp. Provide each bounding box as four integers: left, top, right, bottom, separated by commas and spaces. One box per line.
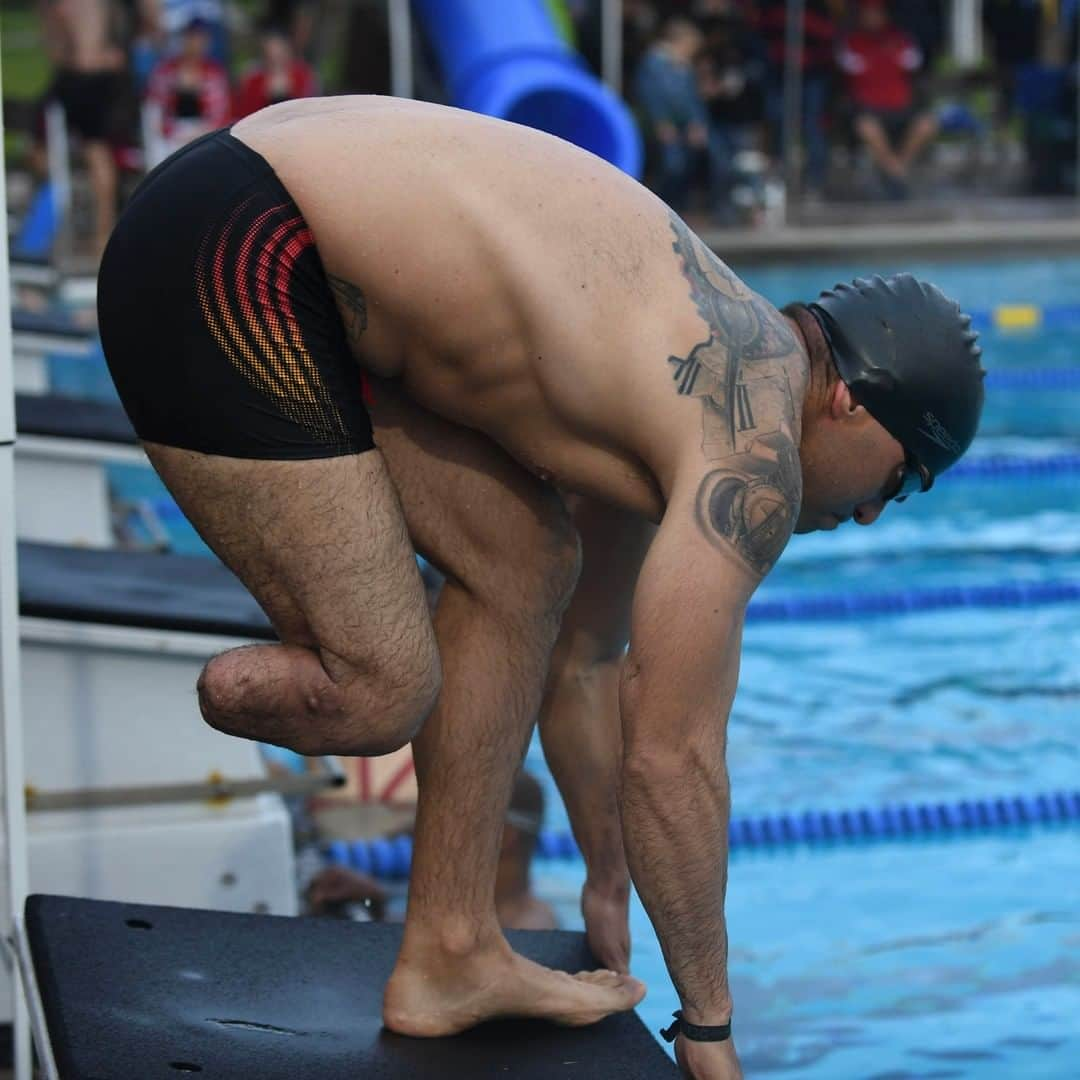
27, 894, 677, 1079
18, 542, 275, 640
16, 393, 137, 444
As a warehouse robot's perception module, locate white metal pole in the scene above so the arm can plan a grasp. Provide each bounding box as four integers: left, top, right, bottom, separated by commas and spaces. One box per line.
0, 30, 34, 1080
388, 0, 415, 99
141, 101, 168, 172
601, 0, 623, 96
950, 0, 982, 67
782, 0, 805, 222
44, 102, 71, 221
1075, 1, 1080, 201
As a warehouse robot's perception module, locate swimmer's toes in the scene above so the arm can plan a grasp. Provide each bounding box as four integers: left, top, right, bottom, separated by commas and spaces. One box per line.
556, 970, 645, 1020
574, 969, 645, 992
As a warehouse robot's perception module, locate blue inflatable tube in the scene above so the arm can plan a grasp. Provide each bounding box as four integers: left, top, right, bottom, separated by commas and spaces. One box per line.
412, 0, 643, 177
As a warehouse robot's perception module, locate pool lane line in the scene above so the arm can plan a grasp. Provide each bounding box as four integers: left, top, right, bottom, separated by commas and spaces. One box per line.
950, 452, 1080, 478
986, 369, 1080, 389
747, 580, 1080, 621
326, 790, 1080, 876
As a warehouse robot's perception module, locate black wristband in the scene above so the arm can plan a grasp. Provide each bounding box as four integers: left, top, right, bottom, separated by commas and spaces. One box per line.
659, 1009, 732, 1043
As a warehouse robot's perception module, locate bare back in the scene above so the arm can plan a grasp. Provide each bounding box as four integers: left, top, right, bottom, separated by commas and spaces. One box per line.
234, 97, 806, 526
47, 0, 118, 71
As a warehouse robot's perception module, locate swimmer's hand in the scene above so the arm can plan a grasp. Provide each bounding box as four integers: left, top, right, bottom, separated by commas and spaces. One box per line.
581, 876, 631, 973
676, 1034, 743, 1079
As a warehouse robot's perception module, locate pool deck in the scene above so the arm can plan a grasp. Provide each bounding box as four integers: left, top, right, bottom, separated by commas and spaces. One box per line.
695, 205, 1080, 264
39, 197, 1080, 280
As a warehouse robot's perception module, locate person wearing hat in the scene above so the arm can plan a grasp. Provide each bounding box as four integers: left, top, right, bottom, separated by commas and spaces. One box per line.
97, 96, 984, 1078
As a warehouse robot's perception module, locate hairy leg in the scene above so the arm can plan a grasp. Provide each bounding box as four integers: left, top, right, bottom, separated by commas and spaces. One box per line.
143, 443, 440, 756
853, 114, 905, 178
367, 384, 646, 1035
897, 112, 940, 169
539, 496, 655, 972
83, 139, 117, 256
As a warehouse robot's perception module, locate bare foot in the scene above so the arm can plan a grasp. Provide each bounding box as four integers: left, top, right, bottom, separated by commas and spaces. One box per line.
384, 940, 646, 1037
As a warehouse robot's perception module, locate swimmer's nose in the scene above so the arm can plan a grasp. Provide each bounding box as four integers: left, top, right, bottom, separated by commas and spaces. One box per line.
853, 499, 885, 526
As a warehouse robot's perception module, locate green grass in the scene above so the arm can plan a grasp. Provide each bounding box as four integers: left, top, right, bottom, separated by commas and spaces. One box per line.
1, 5, 49, 162
1, 5, 50, 101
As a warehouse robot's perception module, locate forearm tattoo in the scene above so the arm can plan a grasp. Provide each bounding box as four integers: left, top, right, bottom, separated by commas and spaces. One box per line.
327, 273, 368, 351
667, 213, 803, 575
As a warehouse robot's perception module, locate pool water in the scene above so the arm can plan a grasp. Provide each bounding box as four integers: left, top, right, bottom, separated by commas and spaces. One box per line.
86, 254, 1079, 1075
522, 257, 1080, 1077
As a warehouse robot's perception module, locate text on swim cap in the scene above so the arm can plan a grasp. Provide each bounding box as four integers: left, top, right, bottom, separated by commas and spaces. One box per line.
917, 411, 961, 455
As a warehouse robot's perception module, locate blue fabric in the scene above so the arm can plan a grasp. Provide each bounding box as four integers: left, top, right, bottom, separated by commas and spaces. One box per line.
765, 72, 830, 189
633, 47, 708, 130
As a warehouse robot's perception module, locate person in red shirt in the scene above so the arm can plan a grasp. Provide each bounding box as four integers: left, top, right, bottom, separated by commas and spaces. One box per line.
234, 22, 319, 121
837, 0, 939, 197
146, 17, 231, 153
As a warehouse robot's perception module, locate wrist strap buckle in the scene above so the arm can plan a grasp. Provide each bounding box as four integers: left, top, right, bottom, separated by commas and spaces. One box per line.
659, 1009, 732, 1043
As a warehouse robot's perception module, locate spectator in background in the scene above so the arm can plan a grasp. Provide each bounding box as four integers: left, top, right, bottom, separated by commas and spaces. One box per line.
159, 0, 230, 65
126, 0, 231, 75
633, 17, 715, 212
892, 0, 946, 72
146, 16, 230, 152
983, 0, 1043, 124
125, 0, 167, 94
264, 0, 317, 60
621, 0, 662, 89
38, 0, 125, 255
756, 0, 836, 197
306, 769, 557, 932
695, 0, 767, 219
234, 22, 318, 120
837, 0, 939, 198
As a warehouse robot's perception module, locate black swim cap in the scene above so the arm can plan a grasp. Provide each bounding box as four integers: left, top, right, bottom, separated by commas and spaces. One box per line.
807, 274, 985, 488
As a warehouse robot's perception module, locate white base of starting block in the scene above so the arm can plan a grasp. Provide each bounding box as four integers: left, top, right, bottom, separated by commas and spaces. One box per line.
0, 793, 297, 1025
15, 435, 144, 547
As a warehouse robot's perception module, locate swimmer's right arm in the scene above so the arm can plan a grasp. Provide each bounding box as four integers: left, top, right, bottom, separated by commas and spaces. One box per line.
619, 459, 797, 1077
618, 512, 745, 1028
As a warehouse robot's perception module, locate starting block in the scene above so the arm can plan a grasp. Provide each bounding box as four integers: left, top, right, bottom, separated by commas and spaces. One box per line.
22, 894, 676, 1079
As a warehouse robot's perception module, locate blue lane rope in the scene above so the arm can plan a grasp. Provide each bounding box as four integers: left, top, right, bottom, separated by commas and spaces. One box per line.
325, 791, 1080, 878
746, 580, 1080, 622
986, 368, 1080, 390
950, 452, 1080, 479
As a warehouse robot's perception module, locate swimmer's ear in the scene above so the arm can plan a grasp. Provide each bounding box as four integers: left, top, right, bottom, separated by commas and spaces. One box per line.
828, 378, 858, 421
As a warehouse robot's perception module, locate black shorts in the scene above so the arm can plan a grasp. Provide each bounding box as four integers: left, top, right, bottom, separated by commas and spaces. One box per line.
859, 106, 916, 143
97, 128, 374, 460
51, 70, 117, 142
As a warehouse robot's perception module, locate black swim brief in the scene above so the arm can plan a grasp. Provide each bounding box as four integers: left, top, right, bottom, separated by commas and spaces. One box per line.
98, 128, 374, 459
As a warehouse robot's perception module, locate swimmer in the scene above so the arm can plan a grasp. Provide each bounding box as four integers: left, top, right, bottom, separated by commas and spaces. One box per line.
97, 97, 984, 1079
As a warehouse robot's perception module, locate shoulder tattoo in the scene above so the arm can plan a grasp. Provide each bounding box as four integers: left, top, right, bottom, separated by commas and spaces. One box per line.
666, 213, 803, 574
696, 432, 801, 576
